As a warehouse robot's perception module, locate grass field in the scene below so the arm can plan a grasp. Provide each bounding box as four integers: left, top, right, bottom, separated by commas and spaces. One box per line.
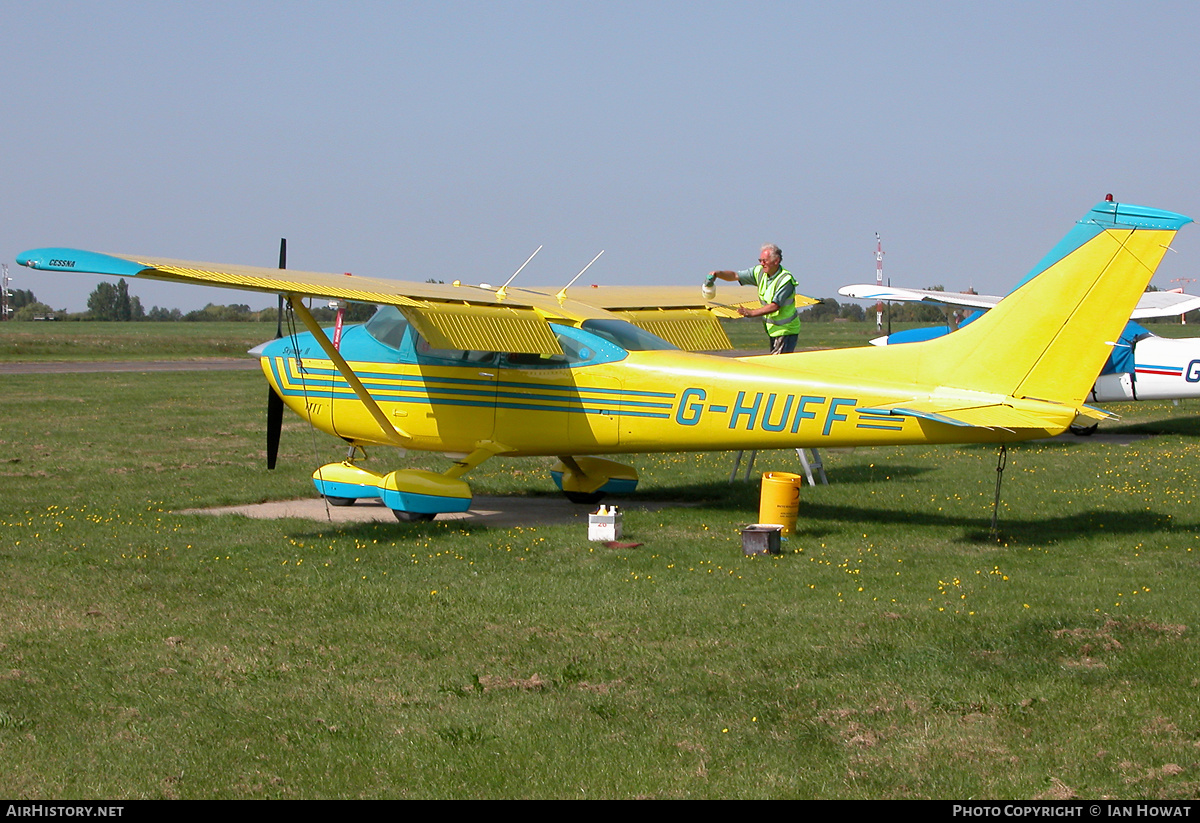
0, 321, 281, 362
2, 326, 1200, 798
5, 316, 1197, 362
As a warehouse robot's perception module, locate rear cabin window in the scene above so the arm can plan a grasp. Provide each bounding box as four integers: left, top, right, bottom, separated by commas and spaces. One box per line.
579, 319, 676, 351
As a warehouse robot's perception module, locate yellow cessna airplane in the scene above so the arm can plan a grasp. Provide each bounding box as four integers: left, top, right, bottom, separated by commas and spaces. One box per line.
17, 200, 1191, 520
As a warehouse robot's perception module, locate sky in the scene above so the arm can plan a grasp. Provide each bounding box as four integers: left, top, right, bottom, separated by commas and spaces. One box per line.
4, 0, 1200, 313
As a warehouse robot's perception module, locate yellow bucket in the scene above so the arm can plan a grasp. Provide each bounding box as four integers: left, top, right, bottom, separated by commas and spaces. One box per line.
759, 472, 802, 535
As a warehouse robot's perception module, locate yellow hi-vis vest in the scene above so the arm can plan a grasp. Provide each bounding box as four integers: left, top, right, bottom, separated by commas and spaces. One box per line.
754, 266, 800, 337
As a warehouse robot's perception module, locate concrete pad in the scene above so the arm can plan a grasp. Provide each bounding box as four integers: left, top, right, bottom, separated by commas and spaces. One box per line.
183, 495, 685, 529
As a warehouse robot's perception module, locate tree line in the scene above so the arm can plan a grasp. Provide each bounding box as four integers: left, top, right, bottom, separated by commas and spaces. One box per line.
8, 278, 1194, 325
5, 278, 374, 322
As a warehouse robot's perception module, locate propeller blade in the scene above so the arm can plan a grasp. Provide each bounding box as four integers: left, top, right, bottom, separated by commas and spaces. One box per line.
267, 237, 286, 469
267, 388, 283, 470
276, 238, 286, 339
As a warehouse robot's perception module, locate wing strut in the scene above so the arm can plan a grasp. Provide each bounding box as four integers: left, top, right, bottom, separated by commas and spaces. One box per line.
288, 295, 412, 447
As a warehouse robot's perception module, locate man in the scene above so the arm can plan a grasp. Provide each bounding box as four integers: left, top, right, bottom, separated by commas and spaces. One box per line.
706, 243, 800, 354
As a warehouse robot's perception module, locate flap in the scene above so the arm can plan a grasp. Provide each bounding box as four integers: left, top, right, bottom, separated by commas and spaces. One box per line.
401, 304, 563, 355
613, 309, 733, 351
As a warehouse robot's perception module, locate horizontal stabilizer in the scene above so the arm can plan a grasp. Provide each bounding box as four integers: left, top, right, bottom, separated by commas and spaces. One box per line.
1074, 404, 1119, 423
857, 398, 1073, 431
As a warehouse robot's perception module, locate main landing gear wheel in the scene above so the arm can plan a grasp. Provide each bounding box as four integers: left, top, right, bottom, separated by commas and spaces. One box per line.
392, 509, 436, 523
324, 496, 356, 507
563, 490, 606, 505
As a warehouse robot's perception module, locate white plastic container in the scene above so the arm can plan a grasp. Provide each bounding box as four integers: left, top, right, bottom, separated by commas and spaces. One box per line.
588, 507, 624, 541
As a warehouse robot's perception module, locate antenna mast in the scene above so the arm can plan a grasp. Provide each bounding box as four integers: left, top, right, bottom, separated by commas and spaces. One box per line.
875, 233, 884, 332
1171, 276, 1198, 325
1, 264, 10, 321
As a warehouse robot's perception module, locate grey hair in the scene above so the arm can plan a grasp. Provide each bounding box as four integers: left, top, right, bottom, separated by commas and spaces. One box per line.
760, 243, 782, 262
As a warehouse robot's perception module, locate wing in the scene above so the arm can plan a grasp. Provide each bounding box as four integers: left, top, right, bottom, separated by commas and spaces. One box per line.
838, 284, 1002, 309
541, 285, 821, 351
17, 248, 576, 354
19, 248, 823, 354
856, 396, 1113, 432
565, 285, 820, 311
1129, 290, 1200, 319
841, 282, 1200, 320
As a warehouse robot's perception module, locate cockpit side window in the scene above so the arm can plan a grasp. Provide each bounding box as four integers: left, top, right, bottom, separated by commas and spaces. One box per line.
500, 324, 629, 369
414, 335, 498, 366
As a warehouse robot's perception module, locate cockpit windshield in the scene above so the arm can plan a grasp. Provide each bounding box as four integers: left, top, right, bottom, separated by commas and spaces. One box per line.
363, 306, 409, 350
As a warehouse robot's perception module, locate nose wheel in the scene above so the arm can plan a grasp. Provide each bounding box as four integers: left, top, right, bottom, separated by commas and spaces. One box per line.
393, 509, 436, 522
563, 490, 606, 505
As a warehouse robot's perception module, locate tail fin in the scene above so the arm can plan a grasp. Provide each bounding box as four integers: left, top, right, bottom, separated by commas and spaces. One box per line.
771, 201, 1191, 416
929, 201, 1191, 404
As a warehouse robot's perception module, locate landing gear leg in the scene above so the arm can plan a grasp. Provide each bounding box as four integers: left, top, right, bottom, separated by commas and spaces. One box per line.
989, 444, 1007, 541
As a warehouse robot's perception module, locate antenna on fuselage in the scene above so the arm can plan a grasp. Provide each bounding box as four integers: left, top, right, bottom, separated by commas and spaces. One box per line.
495, 245, 542, 300
556, 251, 605, 301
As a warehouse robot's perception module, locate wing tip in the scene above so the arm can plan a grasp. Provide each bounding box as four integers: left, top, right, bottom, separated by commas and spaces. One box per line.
16, 248, 146, 278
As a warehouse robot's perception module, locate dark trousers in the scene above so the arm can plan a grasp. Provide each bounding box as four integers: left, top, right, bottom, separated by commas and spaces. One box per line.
769, 334, 798, 355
